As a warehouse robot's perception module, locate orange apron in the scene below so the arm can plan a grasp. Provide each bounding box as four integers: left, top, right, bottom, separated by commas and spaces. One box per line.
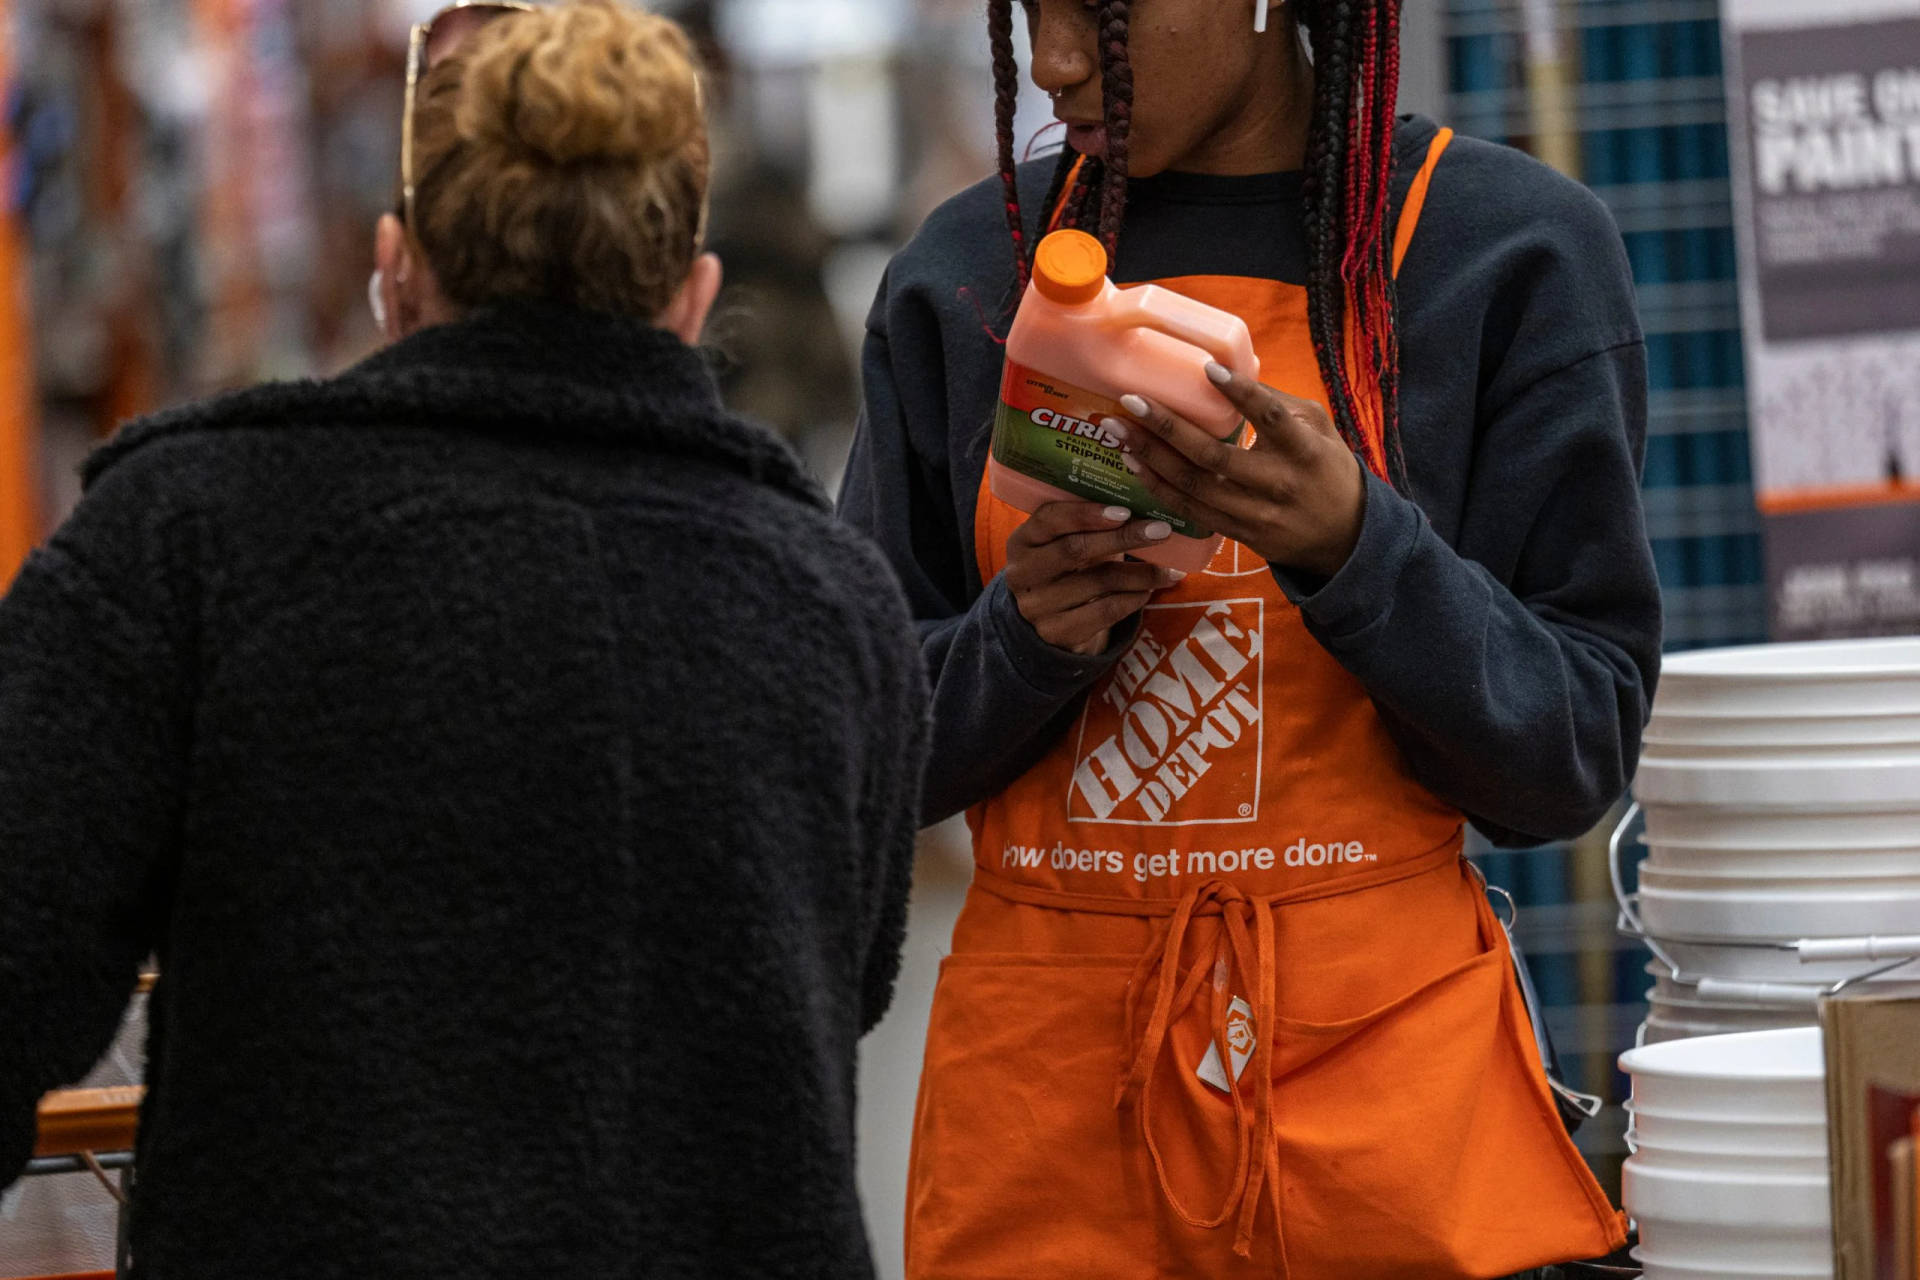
904, 133, 1628, 1279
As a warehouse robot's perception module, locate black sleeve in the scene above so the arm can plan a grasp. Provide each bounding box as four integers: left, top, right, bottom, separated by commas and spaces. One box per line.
0, 464, 193, 1188
837, 270, 1128, 825
1271, 209, 1660, 848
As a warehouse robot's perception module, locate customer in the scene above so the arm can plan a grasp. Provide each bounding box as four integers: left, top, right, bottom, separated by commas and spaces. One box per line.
0, 3, 928, 1276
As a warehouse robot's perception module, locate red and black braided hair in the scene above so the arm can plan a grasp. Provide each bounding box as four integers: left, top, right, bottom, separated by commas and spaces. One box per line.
987, 0, 1411, 490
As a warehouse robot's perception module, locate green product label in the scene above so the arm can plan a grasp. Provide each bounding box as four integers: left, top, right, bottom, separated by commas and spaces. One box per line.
991, 360, 1215, 538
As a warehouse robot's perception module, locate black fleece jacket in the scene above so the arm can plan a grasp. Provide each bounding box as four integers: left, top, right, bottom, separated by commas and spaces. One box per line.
0, 304, 929, 1278
840, 116, 1662, 843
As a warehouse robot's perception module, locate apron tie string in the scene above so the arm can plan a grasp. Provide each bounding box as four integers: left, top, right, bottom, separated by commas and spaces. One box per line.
970, 837, 1464, 1269
1114, 878, 1289, 1272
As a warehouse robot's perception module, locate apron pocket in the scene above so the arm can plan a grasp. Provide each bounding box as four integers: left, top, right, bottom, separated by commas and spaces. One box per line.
1257, 926, 1624, 1278
907, 953, 1157, 1280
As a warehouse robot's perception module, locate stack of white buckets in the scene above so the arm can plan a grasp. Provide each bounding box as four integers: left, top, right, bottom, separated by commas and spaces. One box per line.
1627, 636, 1920, 1036
1621, 1026, 1830, 1280
1615, 637, 1920, 1280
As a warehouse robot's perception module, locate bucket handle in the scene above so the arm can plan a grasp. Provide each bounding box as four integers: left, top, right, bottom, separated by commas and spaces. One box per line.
1609, 802, 1688, 977
1615, 802, 1920, 993
1691, 957, 1920, 1004
1656, 948, 1920, 1005
1693, 977, 1825, 1007
1796, 935, 1920, 964
1816, 949, 1920, 998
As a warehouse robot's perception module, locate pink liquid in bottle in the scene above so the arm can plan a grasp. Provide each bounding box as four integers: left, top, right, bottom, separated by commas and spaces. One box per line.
987, 229, 1260, 573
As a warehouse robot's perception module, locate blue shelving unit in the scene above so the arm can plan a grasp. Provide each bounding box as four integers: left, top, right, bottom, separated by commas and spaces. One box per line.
1445, 0, 1765, 1198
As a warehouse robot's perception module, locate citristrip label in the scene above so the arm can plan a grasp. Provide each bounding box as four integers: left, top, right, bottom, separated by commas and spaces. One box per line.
992, 360, 1214, 539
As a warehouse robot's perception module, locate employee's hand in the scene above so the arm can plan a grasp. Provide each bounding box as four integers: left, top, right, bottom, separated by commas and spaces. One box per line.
1004, 503, 1185, 656
1107, 364, 1367, 580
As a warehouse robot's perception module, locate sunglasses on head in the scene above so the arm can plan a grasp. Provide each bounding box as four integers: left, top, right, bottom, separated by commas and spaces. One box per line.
401, 2, 536, 231
399, 0, 710, 250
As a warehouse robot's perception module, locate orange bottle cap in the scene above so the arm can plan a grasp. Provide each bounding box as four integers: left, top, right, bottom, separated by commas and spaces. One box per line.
1033, 229, 1108, 306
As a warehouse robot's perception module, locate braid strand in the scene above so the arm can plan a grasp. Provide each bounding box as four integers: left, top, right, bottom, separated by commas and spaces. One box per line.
1094, 0, 1134, 259
988, 0, 1030, 291
1299, 0, 1408, 489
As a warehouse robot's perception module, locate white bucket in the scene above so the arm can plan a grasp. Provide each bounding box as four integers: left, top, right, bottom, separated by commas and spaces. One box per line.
1649, 935, 1887, 984
1629, 848, 1920, 979
1635, 753, 1920, 810
1627, 1104, 1827, 1163
1644, 804, 1920, 850
1646, 707, 1920, 753
1638, 873, 1920, 938
1639, 841, 1920, 881
1625, 639, 1920, 1049
1620, 1027, 1832, 1279
1627, 1167, 1831, 1270
1642, 998, 1815, 1043
1643, 962, 1821, 1042
1620, 1025, 1825, 1117
1653, 637, 1920, 719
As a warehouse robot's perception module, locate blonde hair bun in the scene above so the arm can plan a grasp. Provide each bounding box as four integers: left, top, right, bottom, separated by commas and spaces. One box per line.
456, 0, 703, 168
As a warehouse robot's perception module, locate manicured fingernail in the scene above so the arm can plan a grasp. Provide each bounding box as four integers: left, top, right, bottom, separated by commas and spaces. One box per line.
1144, 521, 1173, 541
1205, 362, 1232, 386
1120, 453, 1143, 475
1120, 394, 1150, 418
1165, 569, 1188, 580
1102, 505, 1129, 523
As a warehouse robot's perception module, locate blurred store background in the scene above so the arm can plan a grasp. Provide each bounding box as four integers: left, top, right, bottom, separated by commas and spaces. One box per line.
0, 0, 1901, 1276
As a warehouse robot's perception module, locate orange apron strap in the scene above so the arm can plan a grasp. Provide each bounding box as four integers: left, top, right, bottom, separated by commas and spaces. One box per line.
1114, 879, 1286, 1266
1339, 125, 1453, 480
1393, 127, 1454, 278
973, 459, 1003, 587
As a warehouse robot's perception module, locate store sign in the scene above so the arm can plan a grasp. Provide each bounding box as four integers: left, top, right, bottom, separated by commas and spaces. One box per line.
1742, 21, 1920, 342
1723, 0, 1920, 639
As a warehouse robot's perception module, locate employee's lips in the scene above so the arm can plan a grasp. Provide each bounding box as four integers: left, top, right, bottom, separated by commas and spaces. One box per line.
1063, 120, 1108, 158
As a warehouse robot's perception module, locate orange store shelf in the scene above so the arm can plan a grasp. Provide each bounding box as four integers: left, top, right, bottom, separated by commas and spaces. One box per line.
33, 1087, 143, 1159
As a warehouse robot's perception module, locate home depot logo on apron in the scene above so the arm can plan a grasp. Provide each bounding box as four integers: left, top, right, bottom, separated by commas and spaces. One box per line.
905, 131, 1629, 1280
1069, 598, 1263, 825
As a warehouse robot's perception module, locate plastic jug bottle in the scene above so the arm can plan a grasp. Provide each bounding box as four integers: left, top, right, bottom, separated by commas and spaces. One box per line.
988, 228, 1260, 574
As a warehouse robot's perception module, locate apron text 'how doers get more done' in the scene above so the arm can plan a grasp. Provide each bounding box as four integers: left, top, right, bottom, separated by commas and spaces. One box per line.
998, 837, 1378, 885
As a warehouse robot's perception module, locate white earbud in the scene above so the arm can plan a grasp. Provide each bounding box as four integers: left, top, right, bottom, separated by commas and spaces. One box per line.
368, 268, 389, 336
1254, 0, 1269, 33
